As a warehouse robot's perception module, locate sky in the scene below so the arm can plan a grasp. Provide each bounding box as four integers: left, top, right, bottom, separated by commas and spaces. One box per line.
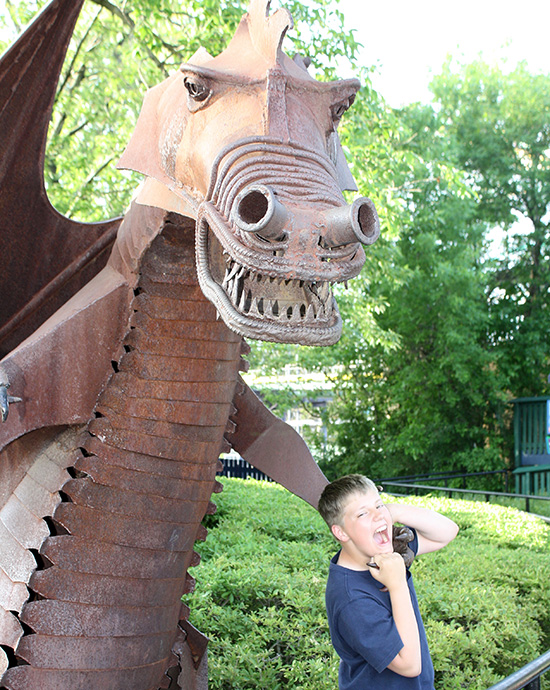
337, 0, 550, 107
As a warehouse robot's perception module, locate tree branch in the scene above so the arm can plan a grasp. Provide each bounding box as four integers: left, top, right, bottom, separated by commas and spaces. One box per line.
89, 0, 168, 75
90, 0, 134, 30
56, 7, 102, 103
67, 156, 115, 216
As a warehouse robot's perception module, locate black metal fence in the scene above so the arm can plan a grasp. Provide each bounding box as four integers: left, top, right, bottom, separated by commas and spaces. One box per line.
218, 456, 272, 482
381, 480, 550, 519
219, 463, 550, 517
378, 469, 510, 491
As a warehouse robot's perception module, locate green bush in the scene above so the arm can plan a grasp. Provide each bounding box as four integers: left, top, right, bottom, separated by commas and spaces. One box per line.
186, 479, 550, 689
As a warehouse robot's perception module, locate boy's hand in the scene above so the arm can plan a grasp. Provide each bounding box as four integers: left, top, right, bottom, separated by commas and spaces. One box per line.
368, 553, 407, 591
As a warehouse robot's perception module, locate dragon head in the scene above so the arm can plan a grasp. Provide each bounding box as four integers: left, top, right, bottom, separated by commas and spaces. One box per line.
119, 0, 380, 345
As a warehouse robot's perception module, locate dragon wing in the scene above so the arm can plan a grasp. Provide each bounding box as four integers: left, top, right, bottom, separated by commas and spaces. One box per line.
0, 0, 120, 360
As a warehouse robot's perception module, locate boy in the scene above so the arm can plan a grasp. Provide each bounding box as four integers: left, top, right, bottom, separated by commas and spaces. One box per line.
318, 474, 458, 689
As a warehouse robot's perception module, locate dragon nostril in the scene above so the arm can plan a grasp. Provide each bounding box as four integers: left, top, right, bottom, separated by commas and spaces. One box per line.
356, 199, 379, 241
320, 197, 380, 248
232, 184, 288, 241
237, 190, 269, 225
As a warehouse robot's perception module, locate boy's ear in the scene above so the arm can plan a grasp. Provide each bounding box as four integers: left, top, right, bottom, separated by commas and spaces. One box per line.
331, 524, 348, 542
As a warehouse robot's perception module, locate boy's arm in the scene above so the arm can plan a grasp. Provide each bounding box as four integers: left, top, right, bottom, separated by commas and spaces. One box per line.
387, 503, 459, 555
370, 553, 422, 677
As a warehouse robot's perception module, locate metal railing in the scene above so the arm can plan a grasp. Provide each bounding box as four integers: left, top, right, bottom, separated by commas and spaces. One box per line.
486, 649, 550, 690
380, 481, 550, 518
218, 456, 271, 482
378, 469, 510, 490
514, 465, 550, 496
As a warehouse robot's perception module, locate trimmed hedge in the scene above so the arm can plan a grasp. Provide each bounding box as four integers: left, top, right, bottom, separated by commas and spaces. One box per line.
186, 479, 550, 689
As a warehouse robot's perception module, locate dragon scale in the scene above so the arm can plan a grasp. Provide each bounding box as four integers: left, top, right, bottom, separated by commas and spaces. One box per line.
2, 214, 245, 689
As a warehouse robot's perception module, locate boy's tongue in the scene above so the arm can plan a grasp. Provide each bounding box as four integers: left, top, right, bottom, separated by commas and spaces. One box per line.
373, 527, 390, 545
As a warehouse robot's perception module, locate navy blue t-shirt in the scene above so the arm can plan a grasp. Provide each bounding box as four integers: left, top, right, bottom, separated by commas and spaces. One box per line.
325, 531, 434, 689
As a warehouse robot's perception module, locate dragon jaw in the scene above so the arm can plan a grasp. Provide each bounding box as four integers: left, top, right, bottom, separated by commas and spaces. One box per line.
196, 204, 348, 346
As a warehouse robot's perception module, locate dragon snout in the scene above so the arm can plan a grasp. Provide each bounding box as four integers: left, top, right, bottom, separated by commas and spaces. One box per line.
231, 184, 379, 249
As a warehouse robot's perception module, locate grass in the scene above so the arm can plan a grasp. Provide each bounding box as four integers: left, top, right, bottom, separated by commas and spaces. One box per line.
186, 478, 550, 689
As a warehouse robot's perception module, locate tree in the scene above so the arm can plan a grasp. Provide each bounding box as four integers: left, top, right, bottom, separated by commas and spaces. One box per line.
430, 60, 550, 398
317, 60, 550, 481
317, 103, 508, 481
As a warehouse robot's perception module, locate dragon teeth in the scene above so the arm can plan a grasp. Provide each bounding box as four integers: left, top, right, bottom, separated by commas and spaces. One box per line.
290, 304, 301, 324
222, 262, 334, 322
227, 261, 241, 282
249, 297, 261, 317
230, 277, 239, 304
238, 288, 247, 312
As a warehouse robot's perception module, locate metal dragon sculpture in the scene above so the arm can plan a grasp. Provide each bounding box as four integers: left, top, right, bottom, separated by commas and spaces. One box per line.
0, 1, 380, 687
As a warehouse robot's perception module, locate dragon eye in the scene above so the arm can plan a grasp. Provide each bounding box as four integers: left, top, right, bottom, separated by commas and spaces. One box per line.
183, 76, 210, 102
331, 95, 355, 124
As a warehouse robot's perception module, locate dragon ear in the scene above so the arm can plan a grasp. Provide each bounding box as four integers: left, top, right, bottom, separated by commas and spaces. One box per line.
333, 137, 358, 192
117, 72, 183, 187
187, 47, 214, 66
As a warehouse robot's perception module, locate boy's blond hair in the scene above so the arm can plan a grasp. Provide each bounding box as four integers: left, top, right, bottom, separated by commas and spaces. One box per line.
318, 474, 379, 529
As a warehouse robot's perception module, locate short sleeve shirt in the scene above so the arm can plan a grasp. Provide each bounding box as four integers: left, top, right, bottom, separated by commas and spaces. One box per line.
325, 531, 435, 689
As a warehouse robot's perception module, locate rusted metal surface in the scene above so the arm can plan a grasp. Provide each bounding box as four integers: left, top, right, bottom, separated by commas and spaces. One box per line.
229, 377, 329, 506
0, 0, 380, 687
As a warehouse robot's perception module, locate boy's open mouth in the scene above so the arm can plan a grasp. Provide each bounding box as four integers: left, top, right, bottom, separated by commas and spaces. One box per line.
373, 525, 390, 545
